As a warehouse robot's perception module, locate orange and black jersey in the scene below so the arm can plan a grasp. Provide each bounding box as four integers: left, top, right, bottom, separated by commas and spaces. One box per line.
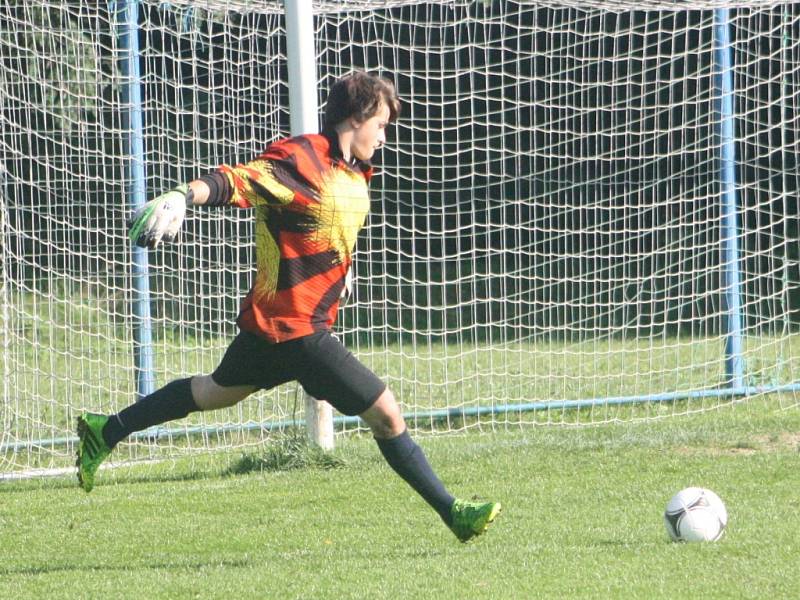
199, 132, 373, 343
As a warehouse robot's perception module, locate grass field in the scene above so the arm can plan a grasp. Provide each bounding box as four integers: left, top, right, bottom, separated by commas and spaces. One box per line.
1, 395, 798, 599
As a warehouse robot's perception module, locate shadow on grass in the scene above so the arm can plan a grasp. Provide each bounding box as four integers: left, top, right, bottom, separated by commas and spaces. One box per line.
0, 464, 226, 495
1, 437, 350, 494
0, 559, 253, 577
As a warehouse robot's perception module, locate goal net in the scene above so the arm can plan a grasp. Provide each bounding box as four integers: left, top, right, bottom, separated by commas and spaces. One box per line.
1, 0, 798, 475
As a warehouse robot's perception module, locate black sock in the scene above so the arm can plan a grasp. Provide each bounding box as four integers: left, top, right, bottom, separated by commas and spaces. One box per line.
376, 429, 455, 524
102, 378, 198, 448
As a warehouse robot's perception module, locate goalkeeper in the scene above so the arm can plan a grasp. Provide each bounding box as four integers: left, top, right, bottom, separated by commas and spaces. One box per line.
76, 71, 500, 542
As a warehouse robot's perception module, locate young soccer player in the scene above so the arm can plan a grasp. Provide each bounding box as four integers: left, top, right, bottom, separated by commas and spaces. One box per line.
76, 71, 500, 542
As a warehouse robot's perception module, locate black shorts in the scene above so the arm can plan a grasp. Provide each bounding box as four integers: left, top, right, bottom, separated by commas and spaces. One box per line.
211, 330, 386, 416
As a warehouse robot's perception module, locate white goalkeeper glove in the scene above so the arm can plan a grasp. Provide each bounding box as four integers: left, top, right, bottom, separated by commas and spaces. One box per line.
128, 184, 190, 249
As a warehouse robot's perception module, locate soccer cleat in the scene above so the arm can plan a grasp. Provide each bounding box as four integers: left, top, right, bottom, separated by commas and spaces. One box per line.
449, 499, 502, 542
76, 413, 112, 492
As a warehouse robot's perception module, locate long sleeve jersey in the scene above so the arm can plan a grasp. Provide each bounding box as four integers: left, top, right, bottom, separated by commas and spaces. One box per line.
200, 132, 373, 343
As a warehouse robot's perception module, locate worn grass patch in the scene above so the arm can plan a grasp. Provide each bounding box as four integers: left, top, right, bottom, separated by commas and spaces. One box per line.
223, 436, 347, 475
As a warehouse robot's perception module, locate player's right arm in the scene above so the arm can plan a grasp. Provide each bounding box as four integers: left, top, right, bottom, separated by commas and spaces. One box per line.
128, 150, 297, 249
128, 183, 192, 249
199, 151, 298, 210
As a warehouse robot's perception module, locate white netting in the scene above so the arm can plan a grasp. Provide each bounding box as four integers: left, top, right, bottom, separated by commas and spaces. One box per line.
1, 0, 798, 475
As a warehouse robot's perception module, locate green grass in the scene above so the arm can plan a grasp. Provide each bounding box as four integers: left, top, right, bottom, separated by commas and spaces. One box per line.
1, 396, 798, 599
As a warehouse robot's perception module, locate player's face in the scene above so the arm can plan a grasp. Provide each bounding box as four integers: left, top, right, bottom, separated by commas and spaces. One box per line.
350, 102, 391, 162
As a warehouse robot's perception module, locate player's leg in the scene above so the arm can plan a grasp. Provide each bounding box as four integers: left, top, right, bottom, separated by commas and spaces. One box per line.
360, 390, 501, 542
101, 376, 256, 448
76, 331, 268, 492
360, 388, 456, 522
76, 376, 255, 492
294, 332, 501, 541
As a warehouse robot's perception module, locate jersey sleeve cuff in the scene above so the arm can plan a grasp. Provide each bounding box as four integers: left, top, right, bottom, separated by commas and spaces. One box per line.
198, 171, 233, 207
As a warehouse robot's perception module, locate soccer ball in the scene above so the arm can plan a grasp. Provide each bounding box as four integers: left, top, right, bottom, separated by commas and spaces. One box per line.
664, 487, 727, 542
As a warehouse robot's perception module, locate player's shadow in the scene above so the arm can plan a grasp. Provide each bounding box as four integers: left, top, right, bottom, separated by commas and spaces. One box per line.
0, 559, 252, 578
0, 467, 225, 495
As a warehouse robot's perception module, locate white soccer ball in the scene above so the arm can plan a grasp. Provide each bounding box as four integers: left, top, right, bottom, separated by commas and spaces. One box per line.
664, 487, 727, 542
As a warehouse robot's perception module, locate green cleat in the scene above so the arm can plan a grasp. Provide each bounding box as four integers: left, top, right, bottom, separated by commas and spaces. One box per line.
75, 413, 111, 492
449, 499, 502, 542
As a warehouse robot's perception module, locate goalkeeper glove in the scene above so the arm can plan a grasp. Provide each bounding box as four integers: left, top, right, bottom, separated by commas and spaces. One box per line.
128, 184, 191, 249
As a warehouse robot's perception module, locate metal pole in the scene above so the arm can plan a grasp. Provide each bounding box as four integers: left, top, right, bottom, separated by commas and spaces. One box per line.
284, 0, 334, 450
0, 166, 9, 435
713, 9, 744, 389
117, 0, 154, 399
285, 0, 319, 135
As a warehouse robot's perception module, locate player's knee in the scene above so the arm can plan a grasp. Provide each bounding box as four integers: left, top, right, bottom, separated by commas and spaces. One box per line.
363, 387, 406, 439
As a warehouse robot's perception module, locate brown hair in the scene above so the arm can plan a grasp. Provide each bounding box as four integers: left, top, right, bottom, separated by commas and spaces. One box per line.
323, 71, 401, 132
